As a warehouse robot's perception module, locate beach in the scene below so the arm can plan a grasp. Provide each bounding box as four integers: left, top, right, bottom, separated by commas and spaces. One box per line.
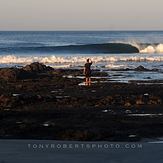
0, 62, 163, 141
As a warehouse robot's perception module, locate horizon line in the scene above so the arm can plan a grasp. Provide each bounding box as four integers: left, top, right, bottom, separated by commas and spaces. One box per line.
0, 29, 163, 32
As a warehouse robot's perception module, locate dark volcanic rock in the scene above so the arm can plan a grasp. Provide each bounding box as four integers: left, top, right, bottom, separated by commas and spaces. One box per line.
97, 94, 162, 107
0, 68, 20, 81
148, 96, 162, 105
0, 95, 13, 108
0, 63, 55, 81
135, 66, 149, 71
92, 71, 108, 77
22, 62, 54, 73
0, 68, 30, 81
58, 69, 108, 77
0, 63, 163, 141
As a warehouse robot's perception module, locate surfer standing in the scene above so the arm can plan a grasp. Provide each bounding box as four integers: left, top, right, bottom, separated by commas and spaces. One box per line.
83, 58, 93, 86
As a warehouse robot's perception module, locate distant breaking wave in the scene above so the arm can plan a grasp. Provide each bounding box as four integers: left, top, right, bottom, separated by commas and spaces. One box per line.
139, 44, 163, 53
1, 42, 163, 54
0, 43, 139, 54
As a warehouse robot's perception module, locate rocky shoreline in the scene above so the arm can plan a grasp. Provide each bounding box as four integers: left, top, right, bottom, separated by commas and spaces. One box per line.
0, 62, 163, 141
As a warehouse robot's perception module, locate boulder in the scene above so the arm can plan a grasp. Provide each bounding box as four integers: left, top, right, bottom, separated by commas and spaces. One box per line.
136, 95, 162, 105
136, 98, 145, 105
0, 68, 25, 81
22, 62, 53, 73
0, 68, 33, 81
0, 95, 13, 108
124, 101, 132, 107
148, 96, 162, 105
135, 66, 149, 71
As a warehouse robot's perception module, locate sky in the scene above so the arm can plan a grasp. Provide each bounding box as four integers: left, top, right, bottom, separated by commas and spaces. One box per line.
0, 0, 163, 30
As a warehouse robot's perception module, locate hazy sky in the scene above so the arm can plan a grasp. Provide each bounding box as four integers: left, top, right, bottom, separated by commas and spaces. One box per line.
0, 0, 163, 30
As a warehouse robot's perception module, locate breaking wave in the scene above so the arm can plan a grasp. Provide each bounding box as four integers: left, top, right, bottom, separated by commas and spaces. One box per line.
0, 43, 139, 54
139, 44, 163, 53
1, 42, 163, 54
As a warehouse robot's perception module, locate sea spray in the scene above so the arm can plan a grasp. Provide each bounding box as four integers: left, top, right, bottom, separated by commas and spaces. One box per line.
140, 44, 163, 53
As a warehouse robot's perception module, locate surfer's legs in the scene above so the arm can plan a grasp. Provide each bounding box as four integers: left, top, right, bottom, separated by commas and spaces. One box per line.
88, 77, 91, 86
85, 77, 89, 85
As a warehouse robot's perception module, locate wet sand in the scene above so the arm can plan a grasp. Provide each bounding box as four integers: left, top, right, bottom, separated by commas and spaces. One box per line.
0, 63, 163, 141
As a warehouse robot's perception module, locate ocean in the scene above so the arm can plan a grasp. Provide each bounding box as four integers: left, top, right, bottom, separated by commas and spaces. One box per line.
0, 31, 163, 82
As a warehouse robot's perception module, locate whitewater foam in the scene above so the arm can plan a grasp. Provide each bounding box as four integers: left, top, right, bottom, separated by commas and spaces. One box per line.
0, 55, 163, 66
140, 44, 163, 53
113, 42, 163, 54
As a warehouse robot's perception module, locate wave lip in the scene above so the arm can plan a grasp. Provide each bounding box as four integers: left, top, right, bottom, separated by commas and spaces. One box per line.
51, 43, 139, 54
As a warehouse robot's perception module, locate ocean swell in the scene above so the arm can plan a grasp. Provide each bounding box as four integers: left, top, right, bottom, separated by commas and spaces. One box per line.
0, 43, 139, 54
1, 42, 163, 55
